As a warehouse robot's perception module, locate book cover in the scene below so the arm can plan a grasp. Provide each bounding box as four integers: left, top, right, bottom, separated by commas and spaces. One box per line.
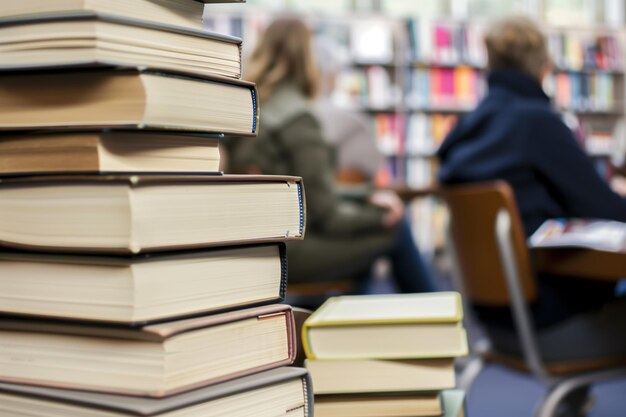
0, 304, 297, 397
0, 68, 258, 136
0, 243, 288, 324
0, 12, 242, 78
0, 0, 207, 30
302, 292, 467, 360
0, 130, 222, 176
305, 358, 455, 394
529, 218, 626, 252
0, 367, 312, 417
0, 174, 305, 254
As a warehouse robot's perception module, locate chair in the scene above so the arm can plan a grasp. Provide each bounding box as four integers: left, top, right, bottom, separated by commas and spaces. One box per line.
440, 181, 626, 417
286, 280, 357, 310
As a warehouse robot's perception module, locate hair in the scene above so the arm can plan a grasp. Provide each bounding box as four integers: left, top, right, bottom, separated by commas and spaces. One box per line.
246, 17, 320, 101
484, 15, 552, 82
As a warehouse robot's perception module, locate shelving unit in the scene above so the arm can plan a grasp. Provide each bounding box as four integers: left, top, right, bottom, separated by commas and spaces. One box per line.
202, 0, 626, 254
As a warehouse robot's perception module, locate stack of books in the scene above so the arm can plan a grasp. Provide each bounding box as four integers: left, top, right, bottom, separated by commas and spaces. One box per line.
302, 292, 468, 417
0, 1, 312, 416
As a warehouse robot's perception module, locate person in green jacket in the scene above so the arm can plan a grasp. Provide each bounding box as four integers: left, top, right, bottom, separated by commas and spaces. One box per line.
225, 17, 435, 293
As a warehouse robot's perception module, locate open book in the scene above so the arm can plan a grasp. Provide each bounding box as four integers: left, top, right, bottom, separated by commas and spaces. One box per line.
529, 218, 626, 252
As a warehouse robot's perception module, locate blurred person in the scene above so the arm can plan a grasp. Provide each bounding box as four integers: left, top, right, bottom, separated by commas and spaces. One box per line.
312, 34, 383, 183
225, 17, 435, 294
437, 16, 626, 411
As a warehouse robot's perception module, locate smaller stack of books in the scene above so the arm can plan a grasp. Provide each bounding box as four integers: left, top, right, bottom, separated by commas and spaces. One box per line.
302, 292, 468, 417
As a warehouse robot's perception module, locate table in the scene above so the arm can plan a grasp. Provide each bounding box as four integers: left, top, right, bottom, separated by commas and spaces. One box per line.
532, 246, 626, 282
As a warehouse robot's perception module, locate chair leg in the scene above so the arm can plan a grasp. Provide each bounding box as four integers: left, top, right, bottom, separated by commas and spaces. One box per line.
534, 383, 589, 417
534, 367, 626, 417
458, 355, 484, 392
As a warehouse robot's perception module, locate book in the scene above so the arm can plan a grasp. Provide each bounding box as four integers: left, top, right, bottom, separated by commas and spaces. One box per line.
0, 13, 242, 79
0, 174, 305, 254
0, 0, 205, 29
0, 68, 258, 136
0, 131, 221, 175
0, 367, 311, 417
302, 292, 467, 359
0, 304, 296, 396
0, 243, 286, 323
305, 358, 455, 394
529, 218, 626, 252
442, 390, 466, 417
315, 392, 442, 417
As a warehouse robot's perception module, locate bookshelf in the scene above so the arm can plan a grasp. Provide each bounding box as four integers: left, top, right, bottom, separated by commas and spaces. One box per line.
203, 0, 626, 254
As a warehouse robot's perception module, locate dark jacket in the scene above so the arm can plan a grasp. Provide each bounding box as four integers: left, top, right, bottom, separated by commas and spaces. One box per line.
437, 70, 626, 328
227, 83, 393, 282
438, 70, 626, 236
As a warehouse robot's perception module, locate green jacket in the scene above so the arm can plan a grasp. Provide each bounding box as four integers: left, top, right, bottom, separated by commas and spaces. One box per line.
229, 83, 386, 235
227, 83, 393, 282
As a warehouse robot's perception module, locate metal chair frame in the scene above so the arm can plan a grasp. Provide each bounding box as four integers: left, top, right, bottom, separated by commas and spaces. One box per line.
444, 186, 626, 417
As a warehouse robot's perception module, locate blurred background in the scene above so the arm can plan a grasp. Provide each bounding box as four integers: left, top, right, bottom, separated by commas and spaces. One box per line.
205, 2, 626, 416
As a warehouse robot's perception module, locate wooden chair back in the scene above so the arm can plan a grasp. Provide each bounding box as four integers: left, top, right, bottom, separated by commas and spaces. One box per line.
440, 181, 537, 306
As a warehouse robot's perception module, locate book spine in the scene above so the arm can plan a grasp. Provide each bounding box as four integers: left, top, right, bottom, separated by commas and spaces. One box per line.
279, 243, 288, 301
251, 87, 258, 133
297, 183, 305, 236
302, 372, 314, 417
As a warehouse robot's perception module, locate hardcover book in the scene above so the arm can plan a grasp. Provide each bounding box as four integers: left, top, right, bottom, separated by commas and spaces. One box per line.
302, 292, 467, 359
0, 131, 221, 175
0, 244, 287, 323
0, 68, 258, 136
315, 392, 442, 417
0, 0, 206, 30
0, 174, 305, 254
0, 304, 296, 396
0, 13, 242, 78
0, 367, 312, 417
305, 358, 455, 394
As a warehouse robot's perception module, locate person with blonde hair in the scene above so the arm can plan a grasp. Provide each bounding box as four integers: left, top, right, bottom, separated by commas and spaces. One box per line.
226, 17, 435, 295
438, 15, 626, 414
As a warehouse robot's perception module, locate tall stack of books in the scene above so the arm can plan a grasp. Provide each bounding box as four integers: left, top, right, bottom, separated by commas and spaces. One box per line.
303, 292, 468, 417
0, 1, 312, 416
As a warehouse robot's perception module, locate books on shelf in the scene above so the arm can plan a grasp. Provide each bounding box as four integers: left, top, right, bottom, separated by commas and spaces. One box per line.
0, 0, 206, 30
0, 68, 258, 135
0, 304, 295, 396
334, 65, 400, 110
407, 18, 486, 67
548, 31, 623, 71
0, 174, 305, 254
406, 113, 458, 156
550, 71, 617, 113
305, 358, 455, 395
0, 13, 242, 78
302, 292, 467, 360
0, 243, 286, 323
0, 131, 221, 175
529, 218, 626, 252
315, 393, 443, 417
350, 19, 394, 64
0, 367, 312, 417
406, 67, 484, 110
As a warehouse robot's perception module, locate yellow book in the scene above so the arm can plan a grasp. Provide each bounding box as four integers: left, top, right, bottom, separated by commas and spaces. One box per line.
302, 292, 467, 360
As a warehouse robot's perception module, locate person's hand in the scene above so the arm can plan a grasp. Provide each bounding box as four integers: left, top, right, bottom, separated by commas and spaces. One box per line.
369, 190, 404, 229
610, 175, 626, 197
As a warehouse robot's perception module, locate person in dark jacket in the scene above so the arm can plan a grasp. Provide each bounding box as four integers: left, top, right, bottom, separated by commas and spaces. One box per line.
439, 18, 626, 415
438, 14, 626, 345
225, 18, 435, 295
